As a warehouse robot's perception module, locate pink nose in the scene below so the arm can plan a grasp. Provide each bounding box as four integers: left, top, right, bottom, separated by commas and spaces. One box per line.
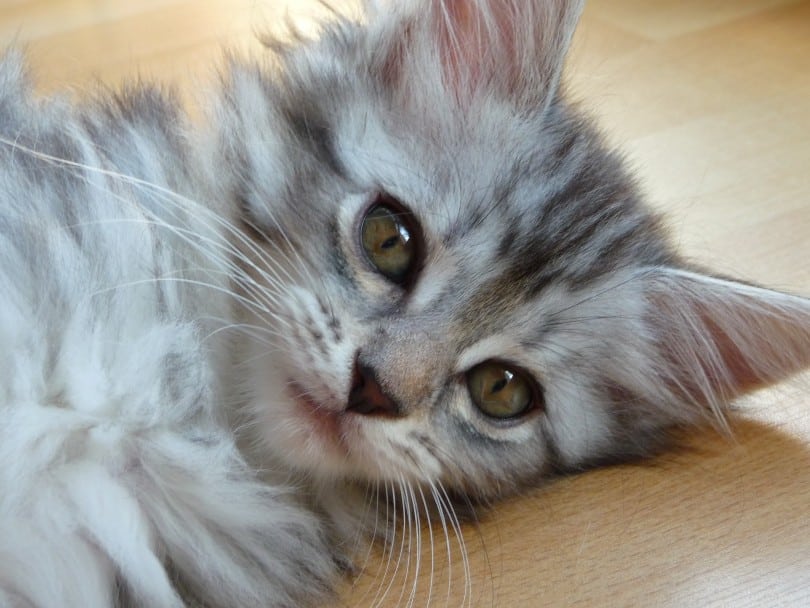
347, 359, 401, 417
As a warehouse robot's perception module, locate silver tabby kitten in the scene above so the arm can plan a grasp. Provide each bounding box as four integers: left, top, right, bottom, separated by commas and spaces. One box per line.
1, 0, 809, 606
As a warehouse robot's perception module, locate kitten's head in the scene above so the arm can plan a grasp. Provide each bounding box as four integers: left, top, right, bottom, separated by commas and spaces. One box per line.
216, 0, 810, 499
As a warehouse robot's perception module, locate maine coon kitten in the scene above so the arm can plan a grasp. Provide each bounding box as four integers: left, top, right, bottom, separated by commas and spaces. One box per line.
1, 0, 809, 607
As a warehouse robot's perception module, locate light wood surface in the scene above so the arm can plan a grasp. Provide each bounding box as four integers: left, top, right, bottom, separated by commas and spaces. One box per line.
3, 1, 809, 606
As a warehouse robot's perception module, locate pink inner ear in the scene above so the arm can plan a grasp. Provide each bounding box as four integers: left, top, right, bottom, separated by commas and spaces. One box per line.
649, 273, 810, 409
689, 302, 768, 398
377, 0, 583, 110
433, 0, 520, 101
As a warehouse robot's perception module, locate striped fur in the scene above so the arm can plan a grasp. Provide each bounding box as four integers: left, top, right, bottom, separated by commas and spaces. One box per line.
2, 1, 810, 606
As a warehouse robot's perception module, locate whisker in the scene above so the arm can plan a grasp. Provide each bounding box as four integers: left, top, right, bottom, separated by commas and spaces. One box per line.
436, 481, 472, 608
405, 481, 423, 608
416, 484, 435, 608
0, 135, 308, 309
349, 481, 383, 606
199, 319, 285, 348
428, 481, 453, 608
93, 276, 292, 329
392, 475, 412, 608
371, 480, 399, 608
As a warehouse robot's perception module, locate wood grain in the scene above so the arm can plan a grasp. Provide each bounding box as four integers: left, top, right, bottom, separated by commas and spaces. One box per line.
2, 1, 808, 606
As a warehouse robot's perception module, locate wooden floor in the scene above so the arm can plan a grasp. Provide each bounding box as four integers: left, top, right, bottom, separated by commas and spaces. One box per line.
3, 1, 809, 606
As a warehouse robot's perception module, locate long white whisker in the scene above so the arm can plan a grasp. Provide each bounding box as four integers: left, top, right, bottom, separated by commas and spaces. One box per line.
371, 480, 398, 608
0, 135, 307, 302
416, 484, 435, 608
349, 481, 382, 605
392, 475, 412, 608
200, 319, 286, 349
405, 480, 422, 608
429, 481, 453, 608
93, 276, 293, 330
437, 482, 472, 608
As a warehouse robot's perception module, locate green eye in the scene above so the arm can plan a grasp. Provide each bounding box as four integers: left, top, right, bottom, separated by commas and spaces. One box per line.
360, 202, 418, 284
466, 362, 537, 420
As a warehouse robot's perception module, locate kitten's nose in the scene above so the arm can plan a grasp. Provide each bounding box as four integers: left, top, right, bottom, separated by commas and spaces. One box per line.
347, 358, 401, 417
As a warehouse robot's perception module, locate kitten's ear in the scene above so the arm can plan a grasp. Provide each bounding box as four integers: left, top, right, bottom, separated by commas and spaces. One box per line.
375, 0, 585, 110
644, 268, 810, 418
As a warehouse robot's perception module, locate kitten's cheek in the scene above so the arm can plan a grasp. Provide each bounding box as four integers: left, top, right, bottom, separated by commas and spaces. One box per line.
285, 381, 351, 456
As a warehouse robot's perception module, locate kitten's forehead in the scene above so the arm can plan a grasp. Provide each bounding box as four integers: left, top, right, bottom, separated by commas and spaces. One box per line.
259, 0, 673, 306
253, 67, 676, 370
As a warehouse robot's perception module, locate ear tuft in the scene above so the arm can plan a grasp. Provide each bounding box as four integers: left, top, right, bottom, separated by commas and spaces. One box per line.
374, 0, 584, 110
645, 269, 810, 423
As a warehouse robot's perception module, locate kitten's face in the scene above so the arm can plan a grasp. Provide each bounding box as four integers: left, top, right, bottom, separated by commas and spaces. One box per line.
219, 0, 668, 497
217, 0, 810, 499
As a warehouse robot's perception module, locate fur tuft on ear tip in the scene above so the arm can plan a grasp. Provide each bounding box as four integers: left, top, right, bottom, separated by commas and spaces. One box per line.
374, 0, 585, 110
644, 268, 810, 424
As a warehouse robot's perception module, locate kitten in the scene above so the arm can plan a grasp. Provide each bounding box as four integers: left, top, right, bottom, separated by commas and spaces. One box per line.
1, 0, 808, 607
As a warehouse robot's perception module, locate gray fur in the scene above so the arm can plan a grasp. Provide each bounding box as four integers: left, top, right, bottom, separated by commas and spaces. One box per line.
2, 0, 810, 606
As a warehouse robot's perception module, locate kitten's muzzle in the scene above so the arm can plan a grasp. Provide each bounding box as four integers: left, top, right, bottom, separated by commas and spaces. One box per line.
347, 358, 402, 417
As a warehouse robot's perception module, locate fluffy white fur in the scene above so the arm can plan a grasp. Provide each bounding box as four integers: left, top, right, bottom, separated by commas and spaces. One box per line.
0, 53, 335, 607
2, 0, 810, 606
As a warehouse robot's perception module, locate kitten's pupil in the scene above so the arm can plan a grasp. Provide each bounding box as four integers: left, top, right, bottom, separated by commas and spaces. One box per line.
381, 234, 402, 250
491, 376, 509, 393
467, 362, 536, 420
360, 201, 418, 285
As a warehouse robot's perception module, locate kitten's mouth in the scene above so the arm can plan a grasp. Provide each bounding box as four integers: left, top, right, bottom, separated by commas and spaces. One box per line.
286, 381, 347, 454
